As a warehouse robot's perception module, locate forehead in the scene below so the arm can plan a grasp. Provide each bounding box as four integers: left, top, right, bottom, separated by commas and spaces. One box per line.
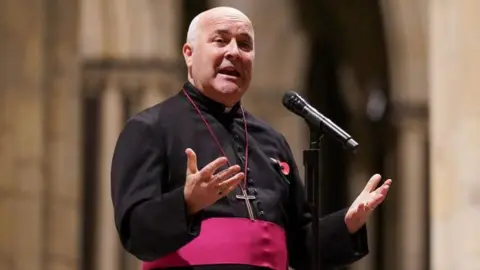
202, 14, 254, 38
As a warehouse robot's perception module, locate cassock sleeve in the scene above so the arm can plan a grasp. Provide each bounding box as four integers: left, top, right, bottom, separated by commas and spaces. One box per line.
110, 118, 202, 262
281, 137, 369, 269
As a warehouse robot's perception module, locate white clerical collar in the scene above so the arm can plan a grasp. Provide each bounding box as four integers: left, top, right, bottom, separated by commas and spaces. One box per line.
224, 107, 232, 113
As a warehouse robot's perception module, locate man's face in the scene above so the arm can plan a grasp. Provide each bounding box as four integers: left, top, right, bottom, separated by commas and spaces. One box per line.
184, 11, 255, 106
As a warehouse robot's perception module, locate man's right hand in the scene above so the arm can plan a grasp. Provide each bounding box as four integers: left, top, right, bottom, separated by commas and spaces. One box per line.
183, 148, 244, 215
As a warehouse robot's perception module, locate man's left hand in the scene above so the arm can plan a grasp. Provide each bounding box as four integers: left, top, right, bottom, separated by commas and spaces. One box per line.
344, 174, 392, 234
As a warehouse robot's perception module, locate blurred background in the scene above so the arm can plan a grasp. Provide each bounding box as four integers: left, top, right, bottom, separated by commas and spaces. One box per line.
1, 0, 478, 270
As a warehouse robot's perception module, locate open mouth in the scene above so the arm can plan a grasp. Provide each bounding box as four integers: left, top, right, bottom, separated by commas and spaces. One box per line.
218, 67, 241, 78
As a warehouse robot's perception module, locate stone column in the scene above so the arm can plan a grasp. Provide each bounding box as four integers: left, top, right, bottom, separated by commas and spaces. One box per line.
131, 0, 182, 59
81, 0, 135, 58
397, 116, 428, 270
381, 1, 429, 269
80, 0, 106, 58
0, 1, 47, 269
95, 81, 124, 270
43, 1, 83, 270
81, 0, 181, 59
430, 1, 480, 269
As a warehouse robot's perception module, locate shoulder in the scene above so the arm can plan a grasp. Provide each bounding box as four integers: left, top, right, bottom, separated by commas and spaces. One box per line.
244, 111, 292, 151
118, 92, 187, 142
128, 93, 186, 127
245, 112, 282, 136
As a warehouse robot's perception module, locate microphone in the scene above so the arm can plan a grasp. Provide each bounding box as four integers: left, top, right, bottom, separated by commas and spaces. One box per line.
282, 91, 359, 150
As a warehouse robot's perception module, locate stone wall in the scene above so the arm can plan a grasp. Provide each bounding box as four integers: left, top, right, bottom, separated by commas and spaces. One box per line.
3, 0, 479, 270
430, 1, 480, 269
0, 1, 82, 270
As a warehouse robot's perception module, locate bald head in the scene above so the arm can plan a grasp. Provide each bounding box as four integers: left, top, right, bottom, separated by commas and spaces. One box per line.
182, 6, 255, 107
186, 7, 253, 48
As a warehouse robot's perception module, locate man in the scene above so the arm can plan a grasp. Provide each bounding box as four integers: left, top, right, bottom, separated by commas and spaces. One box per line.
111, 6, 392, 270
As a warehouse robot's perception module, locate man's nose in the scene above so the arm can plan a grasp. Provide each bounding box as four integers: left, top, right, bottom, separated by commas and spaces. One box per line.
225, 40, 240, 60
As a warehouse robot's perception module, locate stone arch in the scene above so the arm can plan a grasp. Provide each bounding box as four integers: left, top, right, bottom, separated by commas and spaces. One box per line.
79, 1, 187, 270
292, 1, 395, 269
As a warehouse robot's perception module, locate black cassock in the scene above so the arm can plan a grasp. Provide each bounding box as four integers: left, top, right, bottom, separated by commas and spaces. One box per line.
111, 82, 369, 270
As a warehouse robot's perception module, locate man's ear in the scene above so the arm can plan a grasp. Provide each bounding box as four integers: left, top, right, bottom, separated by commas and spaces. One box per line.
183, 43, 193, 67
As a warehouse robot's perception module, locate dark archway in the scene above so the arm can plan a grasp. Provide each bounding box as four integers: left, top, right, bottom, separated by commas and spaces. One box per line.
179, 0, 210, 48
305, 34, 350, 215
293, 1, 394, 269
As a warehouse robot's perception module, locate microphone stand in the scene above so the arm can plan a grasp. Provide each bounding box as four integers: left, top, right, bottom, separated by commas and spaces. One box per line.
303, 127, 323, 270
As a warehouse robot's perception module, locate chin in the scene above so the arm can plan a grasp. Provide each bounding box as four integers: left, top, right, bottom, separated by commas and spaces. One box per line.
213, 81, 243, 95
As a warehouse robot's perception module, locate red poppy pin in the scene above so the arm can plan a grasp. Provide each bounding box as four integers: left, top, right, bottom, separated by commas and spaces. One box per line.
280, 161, 290, 175
270, 158, 290, 176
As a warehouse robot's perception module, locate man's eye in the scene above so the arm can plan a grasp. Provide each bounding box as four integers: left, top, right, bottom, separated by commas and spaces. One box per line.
214, 38, 225, 43
239, 42, 251, 48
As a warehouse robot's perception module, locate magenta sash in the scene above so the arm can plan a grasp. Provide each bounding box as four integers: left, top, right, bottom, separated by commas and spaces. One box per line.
141, 217, 288, 270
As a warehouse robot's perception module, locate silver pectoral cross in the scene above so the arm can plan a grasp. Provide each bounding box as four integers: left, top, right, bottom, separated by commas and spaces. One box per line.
235, 194, 256, 200
236, 189, 256, 221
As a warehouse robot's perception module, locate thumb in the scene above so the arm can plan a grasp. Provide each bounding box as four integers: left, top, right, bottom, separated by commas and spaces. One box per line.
185, 148, 198, 174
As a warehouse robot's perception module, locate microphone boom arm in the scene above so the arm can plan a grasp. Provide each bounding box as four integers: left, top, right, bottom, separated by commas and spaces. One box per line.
281, 91, 359, 270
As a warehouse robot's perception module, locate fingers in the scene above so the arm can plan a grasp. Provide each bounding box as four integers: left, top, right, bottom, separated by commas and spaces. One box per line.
378, 179, 392, 196
364, 174, 382, 192
361, 181, 392, 211
199, 156, 229, 179
367, 194, 384, 210
185, 148, 198, 173
215, 172, 244, 195
371, 178, 391, 200
208, 165, 241, 186
350, 178, 393, 219
361, 200, 373, 212
383, 179, 393, 188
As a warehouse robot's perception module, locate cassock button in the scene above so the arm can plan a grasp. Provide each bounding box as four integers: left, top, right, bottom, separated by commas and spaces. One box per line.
249, 188, 258, 195
256, 201, 264, 217
256, 201, 262, 210
247, 178, 254, 184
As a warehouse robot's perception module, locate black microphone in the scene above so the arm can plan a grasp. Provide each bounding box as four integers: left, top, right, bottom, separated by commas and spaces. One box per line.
282, 91, 359, 150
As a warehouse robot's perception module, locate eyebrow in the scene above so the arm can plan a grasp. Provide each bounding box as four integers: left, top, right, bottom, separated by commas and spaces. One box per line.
213, 29, 253, 41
